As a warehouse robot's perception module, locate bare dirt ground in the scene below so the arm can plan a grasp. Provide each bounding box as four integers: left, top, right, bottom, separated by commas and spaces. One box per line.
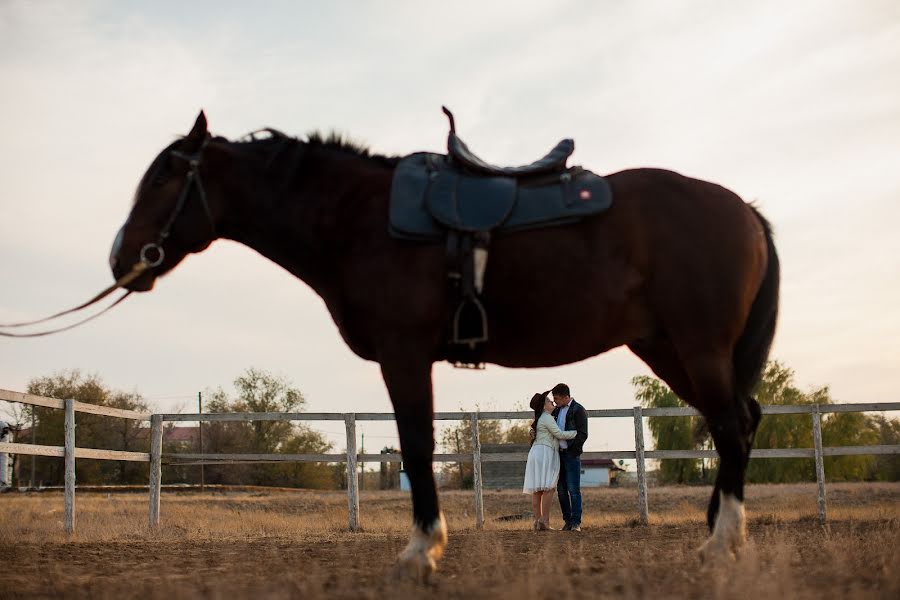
1, 482, 898, 599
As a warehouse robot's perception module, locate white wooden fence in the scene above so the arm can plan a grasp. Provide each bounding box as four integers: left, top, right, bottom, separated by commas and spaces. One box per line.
0, 389, 151, 533
1, 388, 898, 533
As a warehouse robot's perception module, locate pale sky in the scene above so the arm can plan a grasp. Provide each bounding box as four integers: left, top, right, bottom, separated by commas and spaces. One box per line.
1, 1, 899, 457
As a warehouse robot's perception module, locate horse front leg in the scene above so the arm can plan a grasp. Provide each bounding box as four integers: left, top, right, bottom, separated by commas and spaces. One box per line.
380, 353, 446, 581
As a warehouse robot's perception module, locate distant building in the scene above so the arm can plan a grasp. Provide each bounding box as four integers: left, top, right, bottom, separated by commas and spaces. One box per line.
163, 426, 199, 448
0, 421, 11, 488
580, 458, 626, 487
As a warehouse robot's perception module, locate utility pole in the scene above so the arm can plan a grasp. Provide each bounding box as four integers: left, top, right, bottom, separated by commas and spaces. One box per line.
455, 430, 464, 488
198, 391, 204, 492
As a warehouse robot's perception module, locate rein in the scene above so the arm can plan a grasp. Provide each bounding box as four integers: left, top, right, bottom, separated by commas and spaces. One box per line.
0, 136, 214, 338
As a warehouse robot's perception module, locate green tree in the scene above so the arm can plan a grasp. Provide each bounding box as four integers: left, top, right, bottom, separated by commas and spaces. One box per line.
748, 362, 882, 482
822, 412, 879, 481
869, 415, 900, 481
633, 361, 897, 484
632, 375, 708, 484
746, 362, 819, 483
195, 368, 333, 488
20, 370, 151, 486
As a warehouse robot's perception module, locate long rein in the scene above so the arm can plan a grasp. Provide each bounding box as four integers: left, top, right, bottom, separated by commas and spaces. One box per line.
0, 137, 213, 338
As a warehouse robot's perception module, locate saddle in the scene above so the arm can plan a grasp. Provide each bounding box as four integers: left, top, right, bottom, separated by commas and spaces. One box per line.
446, 109, 574, 177
389, 107, 613, 367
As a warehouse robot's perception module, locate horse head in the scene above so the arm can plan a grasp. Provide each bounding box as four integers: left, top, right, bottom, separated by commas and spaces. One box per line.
110, 111, 218, 292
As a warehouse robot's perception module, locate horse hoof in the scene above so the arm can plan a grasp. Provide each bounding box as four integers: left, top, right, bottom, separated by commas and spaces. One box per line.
393, 553, 437, 583
393, 513, 447, 583
697, 538, 736, 564
699, 491, 746, 564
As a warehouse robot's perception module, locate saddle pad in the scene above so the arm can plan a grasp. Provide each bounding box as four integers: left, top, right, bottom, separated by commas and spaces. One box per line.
389, 152, 613, 241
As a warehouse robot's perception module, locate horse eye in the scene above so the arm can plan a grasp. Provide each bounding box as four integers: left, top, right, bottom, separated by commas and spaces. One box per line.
151, 172, 169, 187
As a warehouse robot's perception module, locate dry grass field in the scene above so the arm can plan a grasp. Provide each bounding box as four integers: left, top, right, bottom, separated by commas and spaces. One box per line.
1, 482, 898, 599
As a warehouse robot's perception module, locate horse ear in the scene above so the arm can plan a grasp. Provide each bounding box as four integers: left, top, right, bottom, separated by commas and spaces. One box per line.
186, 110, 208, 142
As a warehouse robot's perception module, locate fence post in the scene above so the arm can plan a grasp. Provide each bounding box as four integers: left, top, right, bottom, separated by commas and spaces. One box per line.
345, 414, 360, 531
811, 405, 827, 524
470, 412, 485, 529
149, 414, 163, 528
633, 406, 649, 525
64, 398, 76, 535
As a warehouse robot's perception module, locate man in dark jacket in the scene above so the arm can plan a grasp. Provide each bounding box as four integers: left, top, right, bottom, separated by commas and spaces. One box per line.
551, 383, 588, 531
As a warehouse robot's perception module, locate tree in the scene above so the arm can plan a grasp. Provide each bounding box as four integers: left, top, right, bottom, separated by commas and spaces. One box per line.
19, 370, 151, 486
869, 415, 900, 481
633, 361, 898, 484
632, 375, 708, 484
746, 362, 819, 483
194, 368, 334, 488
438, 406, 531, 488
747, 362, 883, 482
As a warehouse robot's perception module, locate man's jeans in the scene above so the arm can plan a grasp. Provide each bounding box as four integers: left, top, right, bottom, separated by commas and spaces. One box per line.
557, 451, 582, 526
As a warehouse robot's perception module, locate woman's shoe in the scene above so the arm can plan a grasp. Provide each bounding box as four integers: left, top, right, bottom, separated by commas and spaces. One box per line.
532, 519, 542, 531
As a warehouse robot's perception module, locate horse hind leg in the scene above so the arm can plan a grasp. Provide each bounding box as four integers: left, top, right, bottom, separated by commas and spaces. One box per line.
682, 352, 755, 561
701, 419, 756, 560
704, 394, 761, 530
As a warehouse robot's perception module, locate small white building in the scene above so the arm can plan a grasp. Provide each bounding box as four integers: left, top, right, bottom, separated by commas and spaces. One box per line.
580, 458, 626, 487
0, 421, 11, 488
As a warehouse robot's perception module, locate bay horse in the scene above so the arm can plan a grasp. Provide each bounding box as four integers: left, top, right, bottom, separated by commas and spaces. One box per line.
110, 112, 778, 578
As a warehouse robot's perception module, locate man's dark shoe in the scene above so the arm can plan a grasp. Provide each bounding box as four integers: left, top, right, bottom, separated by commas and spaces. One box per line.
561, 523, 573, 531
570, 524, 582, 532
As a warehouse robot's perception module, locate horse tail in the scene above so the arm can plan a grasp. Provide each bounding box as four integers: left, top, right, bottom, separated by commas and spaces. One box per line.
733, 207, 780, 401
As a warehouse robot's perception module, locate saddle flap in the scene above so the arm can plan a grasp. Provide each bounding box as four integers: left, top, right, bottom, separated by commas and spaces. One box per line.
427, 170, 517, 232
389, 153, 442, 240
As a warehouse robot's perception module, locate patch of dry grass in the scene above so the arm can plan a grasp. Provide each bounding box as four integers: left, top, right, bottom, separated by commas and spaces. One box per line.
1, 483, 897, 599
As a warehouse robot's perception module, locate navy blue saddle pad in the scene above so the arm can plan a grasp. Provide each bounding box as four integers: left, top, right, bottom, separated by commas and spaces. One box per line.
389, 152, 613, 241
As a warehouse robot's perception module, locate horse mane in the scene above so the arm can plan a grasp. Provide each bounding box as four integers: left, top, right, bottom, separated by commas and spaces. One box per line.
229, 128, 400, 168
134, 127, 401, 206
305, 130, 401, 167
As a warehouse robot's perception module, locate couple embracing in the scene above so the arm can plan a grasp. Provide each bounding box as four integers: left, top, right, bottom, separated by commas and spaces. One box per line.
524, 383, 588, 531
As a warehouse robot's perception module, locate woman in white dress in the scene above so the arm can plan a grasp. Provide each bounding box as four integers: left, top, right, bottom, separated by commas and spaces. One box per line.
523, 392, 577, 530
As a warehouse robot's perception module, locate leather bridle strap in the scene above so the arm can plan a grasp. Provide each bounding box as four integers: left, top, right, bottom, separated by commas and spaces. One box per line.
0, 261, 148, 332
0, 290, 133, 338
0, 136, 215, 337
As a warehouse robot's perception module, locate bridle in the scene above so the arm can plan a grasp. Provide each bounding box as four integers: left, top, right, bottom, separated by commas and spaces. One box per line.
0, 135, 216, 337
138, 134, 215, 269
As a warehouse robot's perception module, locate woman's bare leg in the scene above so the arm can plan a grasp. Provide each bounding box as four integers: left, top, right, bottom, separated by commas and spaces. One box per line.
531, 492, 542, 528
540, 491, 552, 526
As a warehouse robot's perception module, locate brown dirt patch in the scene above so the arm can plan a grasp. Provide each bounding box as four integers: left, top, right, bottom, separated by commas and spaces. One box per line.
1, 483, 898, 599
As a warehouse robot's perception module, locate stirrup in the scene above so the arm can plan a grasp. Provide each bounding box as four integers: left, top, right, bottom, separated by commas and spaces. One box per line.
452, 294, 488, 347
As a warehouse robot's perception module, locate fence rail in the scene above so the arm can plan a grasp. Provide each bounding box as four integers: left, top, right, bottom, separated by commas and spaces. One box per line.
2, 390, 899, 533
160, 403, 900, 422
0, 388, 150, 420
0, 442, 149, 462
